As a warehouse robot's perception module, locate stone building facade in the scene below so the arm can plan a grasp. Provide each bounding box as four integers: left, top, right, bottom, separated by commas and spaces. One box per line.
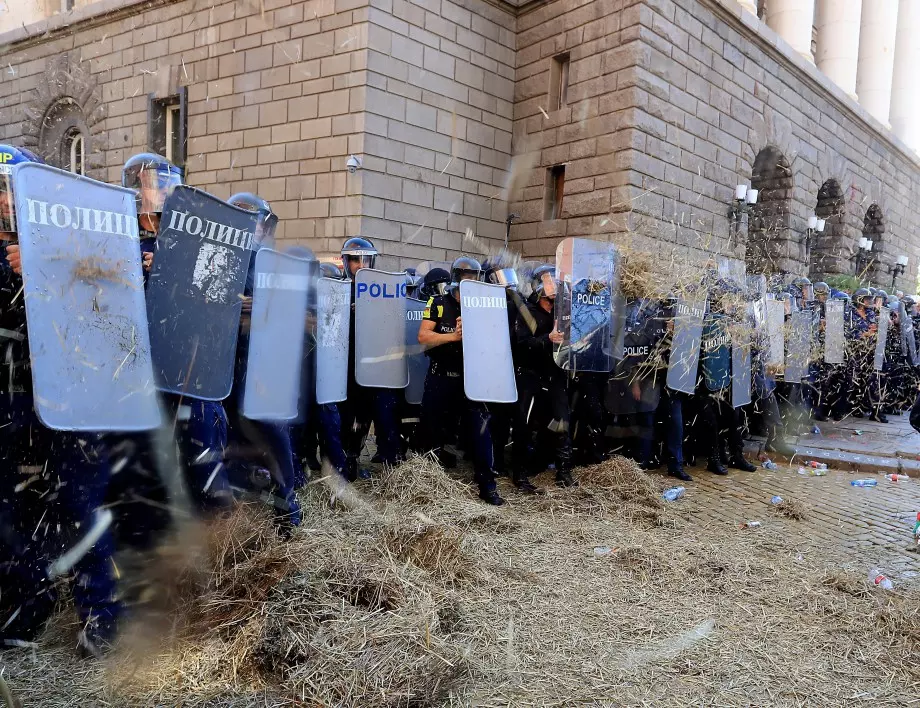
0, 0, 918, 290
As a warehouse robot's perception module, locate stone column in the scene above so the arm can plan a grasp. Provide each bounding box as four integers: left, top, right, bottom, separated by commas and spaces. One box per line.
815, 0, 862, 98
765, 0, 818, 62
856, 0, 899, 126
890, 0, 920, 151
738, 0, 758, 16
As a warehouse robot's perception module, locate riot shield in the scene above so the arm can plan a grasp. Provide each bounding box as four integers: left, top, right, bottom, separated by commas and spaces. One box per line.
901, 301, 918, 366
405, 297, 429, 405
460, 280, 517, 403
731, 330, 752, 408
315, 277, 351, 404
354, 269, 408, 388
666, 296, 706, 394
874, 306, 889, 371
553, 238, 617, 372
611, 292, 628, 361
241, 249, 312, 421
146, 185, 256, 400
824, 300, 845, 364
765, 297, 785, 367
700, 313, 731, 392
10, 162, 160, 431
785, 310, 811, 383
606, 299, 664, 414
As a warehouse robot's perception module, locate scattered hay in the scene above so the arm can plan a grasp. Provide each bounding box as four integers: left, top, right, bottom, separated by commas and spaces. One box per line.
771, 498, 808, 520
382, 523, 481, 585
373, 452, 472, 507
577, 456, 663, 510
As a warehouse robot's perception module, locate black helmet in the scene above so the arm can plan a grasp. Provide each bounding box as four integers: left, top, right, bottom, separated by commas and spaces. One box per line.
813, 281, 830, 295
419, 267, 450, 300
229, 192, 278, 248
903, 295, 916, 307
340, 236, 377, 276
868, 287, 879, 297
530, 264, 556, 300
450, 256, 482, 287
482, 256, 519, 289
852, 287, 873, 307
0, 144, 44, 234
121, 153, 183, 221
876, 289, 889, 302
320, 262, 343, 279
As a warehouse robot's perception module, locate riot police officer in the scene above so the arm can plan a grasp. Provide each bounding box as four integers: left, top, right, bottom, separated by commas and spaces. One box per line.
418, 256, 505, 505
848, 288, 885, 422
0, 145, 120, 653
514, 265, 578, 489
339, 237, 401, 477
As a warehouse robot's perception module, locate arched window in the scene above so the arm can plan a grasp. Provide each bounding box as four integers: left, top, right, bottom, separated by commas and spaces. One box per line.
63, 128, 85, 176
746, 145, 794, 274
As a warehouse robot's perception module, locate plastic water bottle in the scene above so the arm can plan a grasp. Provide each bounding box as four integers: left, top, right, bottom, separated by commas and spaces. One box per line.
762, 459, 778, 470
771, 495, 783, 505
662, 486, 685, 502
868, 569, 893, 590
851, 479, 878, 488
741, 520, 762, 529
885, 473, 910, 482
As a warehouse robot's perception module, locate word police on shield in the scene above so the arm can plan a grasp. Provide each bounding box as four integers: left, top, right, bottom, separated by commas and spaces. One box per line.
11, 162, 160, 431
146, 185, 258, 400
354, 269, 409, 388
242, 249, 313, 422
315, 277, 351, 404
460, 280, 517, 403
405, 298, 429, 405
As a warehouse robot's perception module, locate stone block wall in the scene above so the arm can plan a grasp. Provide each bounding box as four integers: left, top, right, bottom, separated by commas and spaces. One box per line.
361, 0, 515, 268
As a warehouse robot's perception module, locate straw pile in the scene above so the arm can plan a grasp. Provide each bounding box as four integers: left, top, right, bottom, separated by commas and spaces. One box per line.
771, 497, 808, 520
3, 453, 919, 707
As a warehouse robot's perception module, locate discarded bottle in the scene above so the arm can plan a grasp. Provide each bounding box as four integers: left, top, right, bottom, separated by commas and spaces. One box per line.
662, 486, 685, 502
798, 467, 827, 477
868, 569, 893, 590
762, 459, 778, 470
771, 495, 783, 505
885, 473, 910, 482
805, 461, 828, 470
851, 479, 878, 488
741, 520, 762, 529
593, 546, 613, 557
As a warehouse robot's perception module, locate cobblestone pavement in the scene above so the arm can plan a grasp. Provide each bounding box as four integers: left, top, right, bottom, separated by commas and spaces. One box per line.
673, 412, 920, 589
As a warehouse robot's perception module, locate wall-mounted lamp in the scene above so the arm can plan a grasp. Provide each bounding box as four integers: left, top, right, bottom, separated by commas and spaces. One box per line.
888, 254, 909, 289
729, 184, 759, 230
852, 237, 874, 276
804, 214, 825, 263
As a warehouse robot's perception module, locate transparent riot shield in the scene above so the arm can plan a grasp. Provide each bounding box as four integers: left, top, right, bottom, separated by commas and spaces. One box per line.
242, 249, 312, 422
785, 310, 811, 383
405, 297, 429, 405
874, 306, 889, 372
765, 297, 785, 367
606, 299, 664, 413
701, 313, 731, 392
611, 292, 628, 362
666, 296, 707, 394
901, 301, 918, 366
731, 320, 752, 408
460, 280, 517, 403
147, 185, 257, 400
553, 238, 618, 372
354, 269, 408, 388
11, 162, 160, 431
315, 277, 351, 404
824, 300, 845, 364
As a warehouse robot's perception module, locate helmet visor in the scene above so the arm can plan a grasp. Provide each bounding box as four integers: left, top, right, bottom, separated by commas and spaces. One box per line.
254, 211, 278, 248
490, 267, 519, 288
0, 171, 15, 234
137, 165, 182, 216
433, 281, 448, 297
344, 253, 376, 272
539, 271, 556, 299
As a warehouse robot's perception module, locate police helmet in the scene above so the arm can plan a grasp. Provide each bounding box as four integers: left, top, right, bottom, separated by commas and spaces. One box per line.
876, 289, 889, 302
405, 270, 422, 297
852, 287, 873, 307
813, 281, 830, 295
530, 264, 557, 301
419, 267, 450, 300
340, 236, 377, 276
286, 245, 315, 260
0, 144, 44, 235
887, 295, 900, 309
122, 153, 183, 223
868, 287, 879, 297
903, 295, 916, 307
483, 257, 520, 289
320, 262, 343, 279
229, 192, 278, 249
450, 255, 483, 287
831, 291, 850, 302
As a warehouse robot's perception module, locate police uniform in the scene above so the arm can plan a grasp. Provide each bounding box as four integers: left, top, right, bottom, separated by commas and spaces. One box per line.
418, 292, 500, 501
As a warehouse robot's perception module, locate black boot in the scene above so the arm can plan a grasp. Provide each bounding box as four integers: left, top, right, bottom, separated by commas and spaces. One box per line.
434, 448, 457, 468
512, 471, 543, 495
668, 464, 693, 482
729, 453, 756, 472
870, 411, 889, 423
478, 487, 506, 506
706, 454, 728, 475
555, 469, 579, 487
